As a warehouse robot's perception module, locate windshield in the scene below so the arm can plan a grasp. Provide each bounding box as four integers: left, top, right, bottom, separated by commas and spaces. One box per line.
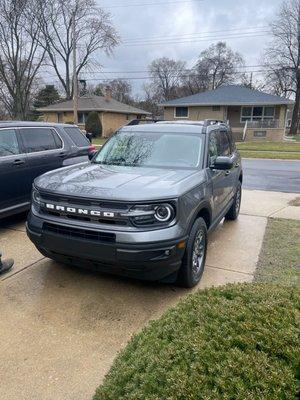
94, 130, 204, 169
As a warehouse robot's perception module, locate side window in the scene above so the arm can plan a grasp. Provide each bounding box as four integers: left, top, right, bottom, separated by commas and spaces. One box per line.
209, 131, 220, 164
20, 128, 62, 153
227, 129, 236, 152
0, 129, 20, 157
219, 130, 231, 156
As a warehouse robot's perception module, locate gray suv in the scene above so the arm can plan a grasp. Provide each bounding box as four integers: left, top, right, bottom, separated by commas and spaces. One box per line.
27, 120, 242, 288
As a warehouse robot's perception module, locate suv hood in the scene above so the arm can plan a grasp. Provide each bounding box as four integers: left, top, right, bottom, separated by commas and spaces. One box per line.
35, 162, 206, 201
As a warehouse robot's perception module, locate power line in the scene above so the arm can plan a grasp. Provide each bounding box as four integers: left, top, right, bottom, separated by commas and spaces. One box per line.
121, 32, 271, 46
123, 27, 269, 43
65, 69, 281, 82
79, 64, 276, 75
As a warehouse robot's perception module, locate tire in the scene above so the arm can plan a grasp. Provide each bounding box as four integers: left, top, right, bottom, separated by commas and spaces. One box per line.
225, 181, 242, 221
177, 217, 207, 288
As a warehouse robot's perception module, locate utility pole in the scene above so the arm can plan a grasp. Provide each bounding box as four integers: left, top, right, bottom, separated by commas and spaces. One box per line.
72, 10, 78, 125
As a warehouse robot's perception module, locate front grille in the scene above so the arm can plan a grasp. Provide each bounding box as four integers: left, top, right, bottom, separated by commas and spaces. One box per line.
40, 192, 128, 210
39, 192, 131, 226
43, 222, 116, 243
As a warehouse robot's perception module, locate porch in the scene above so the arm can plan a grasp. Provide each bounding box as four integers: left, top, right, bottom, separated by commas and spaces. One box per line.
226, 105, 287, 142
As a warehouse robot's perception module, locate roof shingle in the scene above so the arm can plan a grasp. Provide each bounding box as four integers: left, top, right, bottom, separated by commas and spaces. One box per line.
37, 95, 150, 115
160, 85, 294, 107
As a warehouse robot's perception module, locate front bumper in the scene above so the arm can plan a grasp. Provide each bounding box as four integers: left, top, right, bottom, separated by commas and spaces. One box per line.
26, 212, 187, 282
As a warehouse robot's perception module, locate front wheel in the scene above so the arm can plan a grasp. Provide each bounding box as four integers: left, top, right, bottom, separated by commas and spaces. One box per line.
177, 217, 207, 288
225, 182, 242, 221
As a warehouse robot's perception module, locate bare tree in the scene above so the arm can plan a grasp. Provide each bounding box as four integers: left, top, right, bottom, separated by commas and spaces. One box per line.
0, 0, 45, 119
148, 57, 186, 101
264, 66, 296, 97
93, 79, 133, 104
37, 0, 119, 100
195, 42, 244, 90
265, 0, 300, 134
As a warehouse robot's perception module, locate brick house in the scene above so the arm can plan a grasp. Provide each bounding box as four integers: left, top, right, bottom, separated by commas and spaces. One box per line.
38, 89, 150, 137
161, 85, 294, 141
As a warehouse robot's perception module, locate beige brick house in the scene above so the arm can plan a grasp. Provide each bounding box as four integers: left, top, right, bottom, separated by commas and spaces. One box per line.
38, 91, 150, 137
161, 85, 294, 141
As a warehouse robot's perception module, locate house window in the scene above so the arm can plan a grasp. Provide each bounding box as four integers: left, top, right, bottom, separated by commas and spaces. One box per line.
241, 106, 275, 122
212, 106, 221, 112
78, 112, 89, 124
175, 107, 188, 118
254, 130, 267, 138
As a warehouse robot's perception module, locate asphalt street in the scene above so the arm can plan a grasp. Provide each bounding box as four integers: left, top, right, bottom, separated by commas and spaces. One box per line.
243, 159, 300, 193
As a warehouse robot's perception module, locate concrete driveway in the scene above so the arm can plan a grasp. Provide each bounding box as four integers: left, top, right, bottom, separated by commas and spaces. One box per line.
0, 189, 299, 400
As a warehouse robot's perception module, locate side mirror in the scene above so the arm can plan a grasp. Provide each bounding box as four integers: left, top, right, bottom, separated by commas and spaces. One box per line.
211, 156, 234, 170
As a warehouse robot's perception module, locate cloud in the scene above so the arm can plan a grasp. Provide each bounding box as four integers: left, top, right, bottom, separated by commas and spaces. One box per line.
93, 0, 283, 95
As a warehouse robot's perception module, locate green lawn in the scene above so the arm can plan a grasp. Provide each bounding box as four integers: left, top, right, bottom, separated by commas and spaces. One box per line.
93, 219, 300, 400
237, 141, 300, 152
236, 141, 300, 160
255, 218, 300, 285
92, 137, 107, 146
238, 150, 300, 160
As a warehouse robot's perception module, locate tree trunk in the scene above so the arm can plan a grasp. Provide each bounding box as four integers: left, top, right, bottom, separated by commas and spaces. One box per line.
290, 74, 300, 135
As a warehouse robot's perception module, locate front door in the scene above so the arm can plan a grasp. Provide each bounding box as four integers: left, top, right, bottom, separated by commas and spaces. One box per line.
0, 128, 30, 214
206, 129, 229, 220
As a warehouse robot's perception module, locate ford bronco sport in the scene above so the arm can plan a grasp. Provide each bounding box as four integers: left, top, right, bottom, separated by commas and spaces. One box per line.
27, 120, 242, 288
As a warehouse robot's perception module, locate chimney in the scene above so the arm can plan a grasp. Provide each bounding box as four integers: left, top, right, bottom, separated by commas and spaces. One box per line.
105, 86, 112, 102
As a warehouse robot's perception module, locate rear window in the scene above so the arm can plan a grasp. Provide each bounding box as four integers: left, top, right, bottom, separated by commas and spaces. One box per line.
64, 127, 89, 147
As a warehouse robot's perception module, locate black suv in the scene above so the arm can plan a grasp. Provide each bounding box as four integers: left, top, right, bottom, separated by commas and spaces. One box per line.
0, 122, 94, 219
27, 120, 242, 288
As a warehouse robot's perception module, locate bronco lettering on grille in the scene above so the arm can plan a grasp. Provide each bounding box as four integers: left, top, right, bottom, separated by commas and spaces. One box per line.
45, 203, 116, 218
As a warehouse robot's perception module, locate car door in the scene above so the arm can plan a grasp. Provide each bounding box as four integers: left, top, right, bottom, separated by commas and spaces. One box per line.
19, 127, 65, 183
0, 128, 30, 215
206, 129, 228, 219
218, 128, 235, 206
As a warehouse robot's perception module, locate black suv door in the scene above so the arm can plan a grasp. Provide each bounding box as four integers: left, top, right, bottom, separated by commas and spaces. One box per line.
0, 128, 30, 214
19, 127, 65, 183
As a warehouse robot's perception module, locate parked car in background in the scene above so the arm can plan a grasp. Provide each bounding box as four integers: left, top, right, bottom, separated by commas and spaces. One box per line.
0, 122, 95, 219
126, 117, 162, 126
27, 120, 242, 288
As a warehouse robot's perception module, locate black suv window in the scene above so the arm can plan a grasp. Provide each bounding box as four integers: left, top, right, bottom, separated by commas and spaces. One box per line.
20, 128, 62, 153
64, 127, 89, 147
0, 129, 20, 157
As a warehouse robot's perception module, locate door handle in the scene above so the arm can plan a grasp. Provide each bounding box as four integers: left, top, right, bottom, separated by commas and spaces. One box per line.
13, 159, 25, 165
58, 152, 67, 158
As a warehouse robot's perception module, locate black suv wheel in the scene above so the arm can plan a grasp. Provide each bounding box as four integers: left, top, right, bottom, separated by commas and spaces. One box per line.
177, 217, 207, 288
225, 182, 242, 221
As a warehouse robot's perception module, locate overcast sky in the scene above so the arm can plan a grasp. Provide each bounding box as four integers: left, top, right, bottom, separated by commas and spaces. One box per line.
87, 0, 283, 95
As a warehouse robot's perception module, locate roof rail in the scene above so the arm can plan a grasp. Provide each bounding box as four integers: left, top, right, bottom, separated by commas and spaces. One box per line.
203, 119, 227, 127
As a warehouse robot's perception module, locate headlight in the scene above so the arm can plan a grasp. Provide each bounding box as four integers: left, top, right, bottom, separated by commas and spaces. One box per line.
154, 204, 173, 222
127, 203, 175, 226
32, 188, 41, 205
